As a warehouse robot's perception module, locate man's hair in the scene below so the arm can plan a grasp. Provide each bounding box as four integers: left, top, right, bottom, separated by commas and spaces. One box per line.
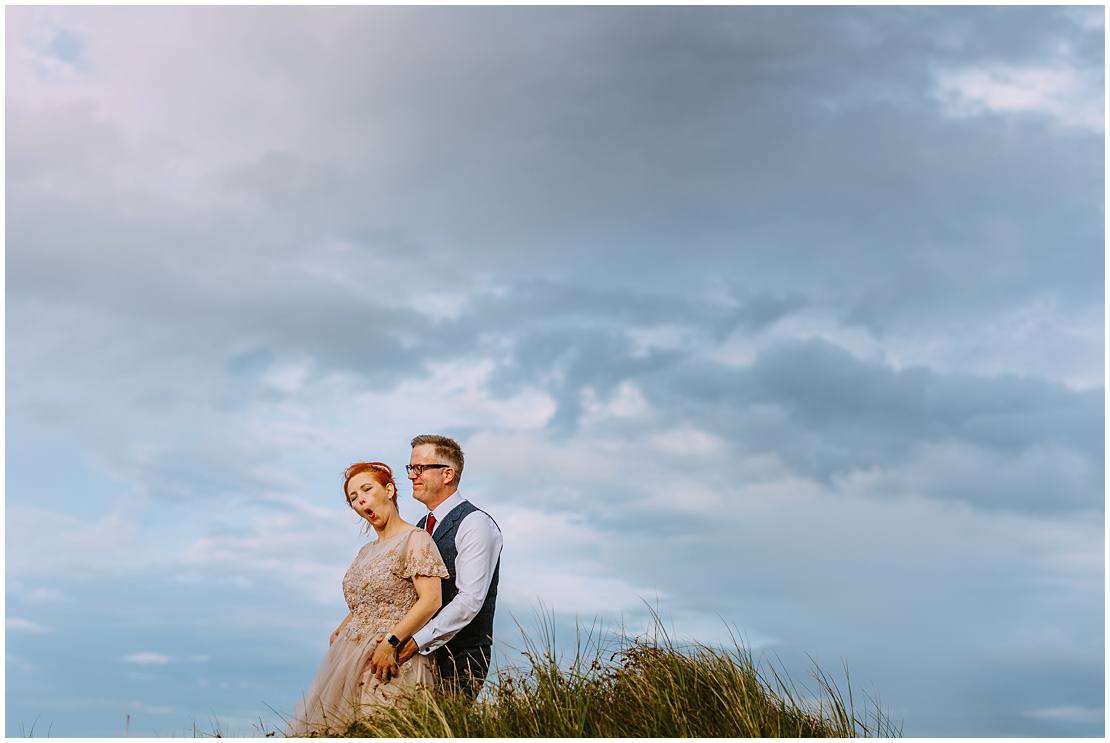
410, 434, 465, 484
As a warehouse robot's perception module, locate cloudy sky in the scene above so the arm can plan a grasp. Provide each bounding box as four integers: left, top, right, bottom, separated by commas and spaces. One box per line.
6, 6, 1104, 737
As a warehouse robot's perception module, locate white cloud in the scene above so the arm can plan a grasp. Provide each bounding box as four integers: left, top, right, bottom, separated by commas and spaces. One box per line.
580, 381, 648, 424
627, 324, 698, 357
179, 499, 360, 604
122, 652, 173, 664
7, 506, 142, 577
8, 585, 68, 604
7, 618, 49, 633
261, 359, 312, 394
502, 570, 656, 618
25, 587, 67, 603
1027, 705, 1105, 725
934, 63, 1103, 132
831, 440, 1102, 515
1059, 6, 1104, 32
495, 505, 661, 617
880, 296, 1105, 391
709, 305, 889, 371
645, 428, 727, 459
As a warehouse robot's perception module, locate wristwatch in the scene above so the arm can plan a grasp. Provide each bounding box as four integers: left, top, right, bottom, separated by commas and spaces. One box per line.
386, 634, 401, 648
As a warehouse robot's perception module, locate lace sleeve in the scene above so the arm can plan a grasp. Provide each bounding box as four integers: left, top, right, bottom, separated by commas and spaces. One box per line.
397, 529, 449, 580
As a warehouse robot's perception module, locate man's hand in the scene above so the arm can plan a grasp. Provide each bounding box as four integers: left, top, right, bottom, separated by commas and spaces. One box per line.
397, 637, 419, 666
370, 638, 400, 683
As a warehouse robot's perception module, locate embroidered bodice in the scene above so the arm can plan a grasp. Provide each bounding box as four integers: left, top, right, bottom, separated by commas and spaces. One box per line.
340, 527, 449, 642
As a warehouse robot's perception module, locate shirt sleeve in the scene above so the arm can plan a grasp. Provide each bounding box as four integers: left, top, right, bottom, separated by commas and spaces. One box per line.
411, 510, 503, 654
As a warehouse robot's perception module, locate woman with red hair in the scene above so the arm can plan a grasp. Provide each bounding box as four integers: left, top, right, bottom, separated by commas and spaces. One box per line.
290, 462, 448, 734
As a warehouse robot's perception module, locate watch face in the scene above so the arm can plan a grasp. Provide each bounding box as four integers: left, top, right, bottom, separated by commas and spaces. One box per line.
388, 634, 400, 647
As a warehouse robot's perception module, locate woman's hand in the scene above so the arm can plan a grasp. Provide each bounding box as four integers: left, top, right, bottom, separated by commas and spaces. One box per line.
370, 638, 400, 682
372, 635, 419, 667
330, 612, 353, 646
369, 575, 443, 682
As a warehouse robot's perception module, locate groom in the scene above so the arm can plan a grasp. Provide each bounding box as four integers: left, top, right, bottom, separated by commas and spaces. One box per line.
374, 434, 503, 700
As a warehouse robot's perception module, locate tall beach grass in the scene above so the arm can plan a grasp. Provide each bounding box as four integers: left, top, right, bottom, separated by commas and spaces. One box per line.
294, 611, 901, 738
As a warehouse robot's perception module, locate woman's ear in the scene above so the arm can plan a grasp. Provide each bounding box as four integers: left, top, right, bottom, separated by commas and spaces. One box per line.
387, 482, 397, 500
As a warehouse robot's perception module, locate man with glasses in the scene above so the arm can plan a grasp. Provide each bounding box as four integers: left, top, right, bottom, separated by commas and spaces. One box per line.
375, 434, 502, 702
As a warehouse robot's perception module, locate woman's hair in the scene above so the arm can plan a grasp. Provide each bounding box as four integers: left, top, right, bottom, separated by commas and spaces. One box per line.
343, 461, 397, 504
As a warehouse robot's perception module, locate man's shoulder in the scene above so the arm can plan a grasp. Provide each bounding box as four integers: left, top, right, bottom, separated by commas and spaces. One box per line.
456, 501, 502, 536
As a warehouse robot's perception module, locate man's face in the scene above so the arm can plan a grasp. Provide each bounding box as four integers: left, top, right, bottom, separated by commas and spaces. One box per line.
409, 444, 453, 508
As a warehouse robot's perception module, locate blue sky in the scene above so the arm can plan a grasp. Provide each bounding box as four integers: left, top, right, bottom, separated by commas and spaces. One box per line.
5, 6, 1104, 737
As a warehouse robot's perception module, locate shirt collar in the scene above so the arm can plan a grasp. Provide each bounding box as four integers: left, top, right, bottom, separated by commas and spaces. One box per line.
430, 491, 464, 522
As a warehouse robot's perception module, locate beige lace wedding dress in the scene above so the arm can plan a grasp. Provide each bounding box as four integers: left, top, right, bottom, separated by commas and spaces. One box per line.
289, 527, 449, 735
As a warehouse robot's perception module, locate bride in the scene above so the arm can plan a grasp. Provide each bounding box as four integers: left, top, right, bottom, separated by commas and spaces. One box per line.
289, 462, 449, 734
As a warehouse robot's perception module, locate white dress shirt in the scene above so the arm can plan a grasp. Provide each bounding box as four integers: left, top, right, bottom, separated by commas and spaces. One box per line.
412, 492, 503, 654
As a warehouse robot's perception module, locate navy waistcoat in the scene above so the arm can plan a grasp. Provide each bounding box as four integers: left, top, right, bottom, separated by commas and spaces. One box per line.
418, 500, 500, 652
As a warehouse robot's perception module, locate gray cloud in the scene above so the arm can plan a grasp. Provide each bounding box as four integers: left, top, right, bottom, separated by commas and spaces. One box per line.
9, 270, 1100, 516
8, 7, 1102, 320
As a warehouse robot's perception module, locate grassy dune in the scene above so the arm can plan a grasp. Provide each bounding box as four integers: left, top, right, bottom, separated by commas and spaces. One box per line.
295, 614, 901, 738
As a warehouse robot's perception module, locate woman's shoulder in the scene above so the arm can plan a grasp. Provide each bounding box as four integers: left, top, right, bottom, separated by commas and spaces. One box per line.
401, 526, 438, 549
379, 525, 434, 550
395, 527, 448, 578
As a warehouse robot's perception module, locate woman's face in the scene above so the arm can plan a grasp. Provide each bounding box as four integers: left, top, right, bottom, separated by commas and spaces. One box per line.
346, 472, 396, 530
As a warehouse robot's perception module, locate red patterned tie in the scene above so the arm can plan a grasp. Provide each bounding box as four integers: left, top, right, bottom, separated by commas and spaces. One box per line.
425, 513, 436, 536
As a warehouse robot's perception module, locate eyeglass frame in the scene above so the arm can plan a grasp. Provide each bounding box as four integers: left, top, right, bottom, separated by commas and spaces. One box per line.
405, 463, 450, 476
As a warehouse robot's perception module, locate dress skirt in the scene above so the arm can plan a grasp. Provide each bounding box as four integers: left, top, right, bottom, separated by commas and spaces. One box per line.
290, 631, 436, 734
288, 528, 449, 736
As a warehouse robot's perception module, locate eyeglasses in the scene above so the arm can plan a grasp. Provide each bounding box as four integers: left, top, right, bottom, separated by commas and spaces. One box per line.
406, 464, 449, 476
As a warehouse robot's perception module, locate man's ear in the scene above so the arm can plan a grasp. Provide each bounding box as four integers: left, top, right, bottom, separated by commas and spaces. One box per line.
443, 468, 456, 486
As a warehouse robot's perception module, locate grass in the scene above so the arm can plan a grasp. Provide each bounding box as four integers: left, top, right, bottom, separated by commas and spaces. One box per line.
17, 715, 53, 738
293, 610, 902, 738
